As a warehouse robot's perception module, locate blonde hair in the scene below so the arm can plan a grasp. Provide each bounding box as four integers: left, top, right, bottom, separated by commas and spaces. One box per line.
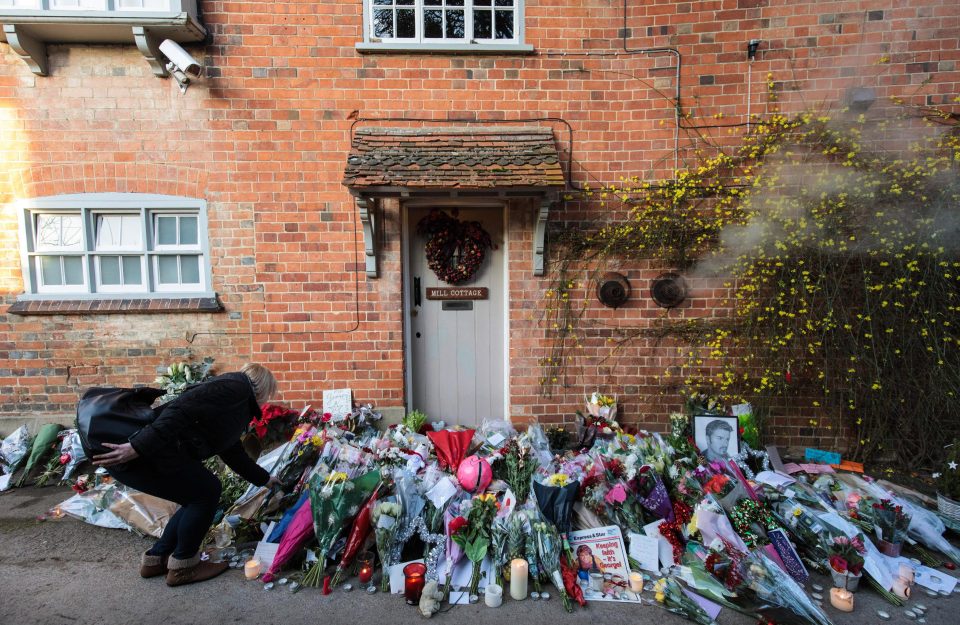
241, 363, 277, 405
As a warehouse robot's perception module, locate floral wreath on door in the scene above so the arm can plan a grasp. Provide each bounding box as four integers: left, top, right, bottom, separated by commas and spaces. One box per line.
416, 209, 494, 285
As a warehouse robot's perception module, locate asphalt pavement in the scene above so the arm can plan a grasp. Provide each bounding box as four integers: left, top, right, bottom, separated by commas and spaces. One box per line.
1, 485, 958, 625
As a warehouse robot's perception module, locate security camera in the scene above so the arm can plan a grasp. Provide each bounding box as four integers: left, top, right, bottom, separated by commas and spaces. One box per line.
158, 39, 203, 93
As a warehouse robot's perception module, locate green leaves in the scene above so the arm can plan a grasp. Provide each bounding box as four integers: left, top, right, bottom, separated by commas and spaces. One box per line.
465, 537, 489, 563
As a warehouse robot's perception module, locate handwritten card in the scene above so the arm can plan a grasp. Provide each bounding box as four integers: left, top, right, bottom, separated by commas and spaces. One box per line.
628, 532, 661, 573
642, 520, 675, 569
323, 389, 353, 421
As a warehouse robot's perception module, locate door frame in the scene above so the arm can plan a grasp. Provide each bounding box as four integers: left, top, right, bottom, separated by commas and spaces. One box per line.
401, 198, 511, 423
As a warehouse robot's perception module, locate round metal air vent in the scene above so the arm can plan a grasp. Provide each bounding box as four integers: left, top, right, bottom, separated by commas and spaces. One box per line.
650, 272, 688, 308
596, 272, 631, 309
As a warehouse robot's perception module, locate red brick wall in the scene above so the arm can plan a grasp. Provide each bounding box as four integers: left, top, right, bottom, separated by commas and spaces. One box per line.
1, 1, 957, 449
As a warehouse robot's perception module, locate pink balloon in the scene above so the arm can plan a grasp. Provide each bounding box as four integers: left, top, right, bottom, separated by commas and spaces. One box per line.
457, 455, 492, 493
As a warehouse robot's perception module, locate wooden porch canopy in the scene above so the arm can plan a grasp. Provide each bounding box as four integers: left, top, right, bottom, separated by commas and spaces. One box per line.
342, 126, 566, 278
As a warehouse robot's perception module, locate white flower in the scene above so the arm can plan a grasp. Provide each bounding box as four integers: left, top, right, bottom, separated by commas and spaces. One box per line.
949, 461, 958, 470
933, 472, 942, 479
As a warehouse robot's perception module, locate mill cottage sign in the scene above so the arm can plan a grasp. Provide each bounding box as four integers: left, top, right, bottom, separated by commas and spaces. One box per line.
425, 287, 489, 300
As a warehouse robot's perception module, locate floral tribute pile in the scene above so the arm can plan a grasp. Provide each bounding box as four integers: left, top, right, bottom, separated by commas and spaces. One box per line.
47, 395, 960, 624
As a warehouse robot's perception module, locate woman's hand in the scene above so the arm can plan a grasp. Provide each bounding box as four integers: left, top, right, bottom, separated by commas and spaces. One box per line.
93, 442, 139, 467
265, 475, 282, 490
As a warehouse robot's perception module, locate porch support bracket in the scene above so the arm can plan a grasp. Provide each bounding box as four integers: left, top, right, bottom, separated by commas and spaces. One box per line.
133, 26, 169, 77
357, 195, 378, 278
533, 195, 555, 276
3, 24, 48, 76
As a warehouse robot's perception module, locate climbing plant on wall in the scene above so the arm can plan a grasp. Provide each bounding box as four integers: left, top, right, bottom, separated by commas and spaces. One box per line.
540, 105, 960, 466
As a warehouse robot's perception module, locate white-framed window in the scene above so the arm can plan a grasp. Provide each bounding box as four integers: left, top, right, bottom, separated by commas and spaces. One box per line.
49, 0, 109, 9
366, 0, 521, 45
17, 194, 211, 297
0, 0, 172, 9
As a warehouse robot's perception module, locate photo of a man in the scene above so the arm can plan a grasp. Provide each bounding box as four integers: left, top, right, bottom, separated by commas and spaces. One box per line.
576, 544, 604, 581
694, 416, 739, 462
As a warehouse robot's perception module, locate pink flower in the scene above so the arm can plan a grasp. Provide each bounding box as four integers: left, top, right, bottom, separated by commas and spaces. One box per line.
605, 483, 628, 505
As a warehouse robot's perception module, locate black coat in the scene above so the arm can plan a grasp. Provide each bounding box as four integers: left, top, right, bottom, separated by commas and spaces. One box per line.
128, 372, 270, 486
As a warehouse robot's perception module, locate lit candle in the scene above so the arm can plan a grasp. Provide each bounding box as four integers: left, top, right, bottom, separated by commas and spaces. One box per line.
244, 558, 262, 580
899, 563, 915, 585
829, 587, 855, 612
485, 583, 503, 607
510, 558, 528, 600
630, 571, 644, 593
358, 551, 374, 584
892, 576, 912, 600
403, 562, 427, 605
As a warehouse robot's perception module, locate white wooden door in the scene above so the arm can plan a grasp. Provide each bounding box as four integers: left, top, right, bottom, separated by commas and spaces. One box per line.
407, 206, 505, 427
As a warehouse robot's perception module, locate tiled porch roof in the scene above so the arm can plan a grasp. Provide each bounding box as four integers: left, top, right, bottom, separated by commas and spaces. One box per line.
342, 126, 565, 190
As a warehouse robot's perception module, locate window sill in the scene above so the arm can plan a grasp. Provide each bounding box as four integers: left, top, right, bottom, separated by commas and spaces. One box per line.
355, 42, 535, 55
7, 294, 223, 316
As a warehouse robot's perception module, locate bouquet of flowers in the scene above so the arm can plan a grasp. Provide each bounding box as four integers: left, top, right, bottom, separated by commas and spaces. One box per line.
250, 403, 299, 447
441, 502, 467, 599
576, 395, 619, 449
699, 469, 751, 513
703, 541, 832, 625
634, 465, 675, 522
652, 576, 717, 625
373, 499, 402, 592
532, 520, 573, 612
586, 392, 617, 422
303, 469, 382, 587
503, 439, 539, 504
330, 485, 381, 586
521, 509, 544, 595
270, 425, 327, 506
827, 536, 865, 581
452, 494, 497, 596
666, 413, 699, 463
865, 498, 910, 544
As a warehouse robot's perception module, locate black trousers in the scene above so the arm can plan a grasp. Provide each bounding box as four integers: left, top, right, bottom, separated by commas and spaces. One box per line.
108, 454, 221, 560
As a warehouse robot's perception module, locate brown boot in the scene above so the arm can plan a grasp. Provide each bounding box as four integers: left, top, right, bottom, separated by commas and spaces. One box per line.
165, 553, 229, 587
140, 550, 169, 578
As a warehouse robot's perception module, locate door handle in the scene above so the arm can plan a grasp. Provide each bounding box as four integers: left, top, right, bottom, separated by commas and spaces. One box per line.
414, 277, 421, 308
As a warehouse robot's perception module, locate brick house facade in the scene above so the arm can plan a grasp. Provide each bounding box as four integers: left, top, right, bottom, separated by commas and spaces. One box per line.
1, 1, 958, 449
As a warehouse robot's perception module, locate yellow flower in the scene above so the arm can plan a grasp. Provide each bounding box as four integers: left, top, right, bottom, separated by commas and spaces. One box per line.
655, 592, 666, 603
547, 473, 570, 487
327, 472, 348, 484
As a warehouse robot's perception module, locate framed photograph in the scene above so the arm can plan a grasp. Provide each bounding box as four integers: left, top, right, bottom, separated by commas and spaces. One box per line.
694, 415, 740, 462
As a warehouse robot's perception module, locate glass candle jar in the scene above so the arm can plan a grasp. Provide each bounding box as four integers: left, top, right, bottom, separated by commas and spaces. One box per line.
403, 562, 427, 605
358, 551, 375, 585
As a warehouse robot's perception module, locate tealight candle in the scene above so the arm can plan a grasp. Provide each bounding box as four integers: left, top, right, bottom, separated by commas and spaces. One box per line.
630, 571, 644, 593
358, 551, 374, 584
510, 558, 528, 600
892, 576, 912, 600
244, 558, 262, 580
830, 587, 855, 612
485, 583, 503, 608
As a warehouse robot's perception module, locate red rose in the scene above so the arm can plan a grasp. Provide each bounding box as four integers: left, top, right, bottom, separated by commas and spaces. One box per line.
829, 555, 848, 574
59, 453, 71, 465
449, 516, 468, 535
321, 412, 332, 423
